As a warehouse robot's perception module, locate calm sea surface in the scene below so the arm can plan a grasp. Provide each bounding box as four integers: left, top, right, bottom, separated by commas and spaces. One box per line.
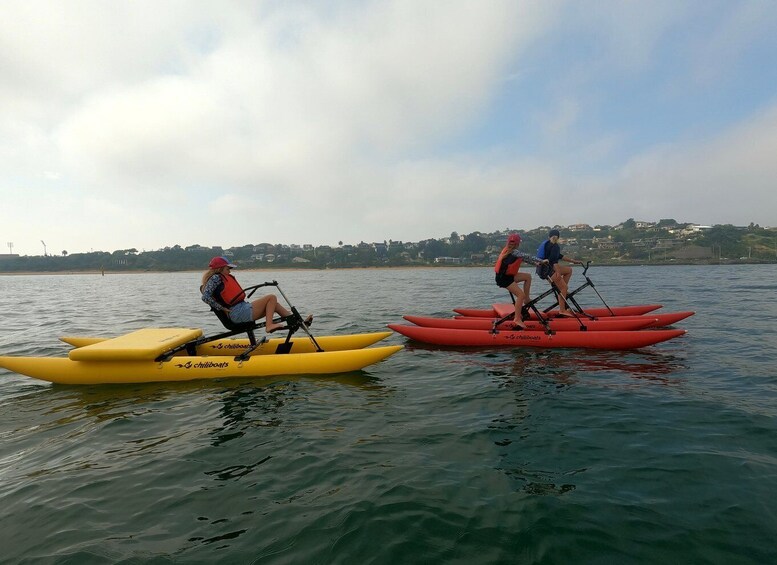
1, 265, 776, 564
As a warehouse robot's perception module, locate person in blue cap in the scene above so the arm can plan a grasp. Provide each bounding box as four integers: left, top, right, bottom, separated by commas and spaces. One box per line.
536, 229, 584, 317
200, 256, 303, 333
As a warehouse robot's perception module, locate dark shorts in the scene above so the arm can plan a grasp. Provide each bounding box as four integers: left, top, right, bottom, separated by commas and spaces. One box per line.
495, 273, 514, 288
535, 263, 555, 280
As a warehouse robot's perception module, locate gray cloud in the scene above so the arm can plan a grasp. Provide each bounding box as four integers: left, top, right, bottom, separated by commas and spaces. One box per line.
1, 1, 775, 255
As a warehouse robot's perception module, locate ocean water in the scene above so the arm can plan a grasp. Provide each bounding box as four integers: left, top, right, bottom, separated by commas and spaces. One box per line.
0, 265, 776, 564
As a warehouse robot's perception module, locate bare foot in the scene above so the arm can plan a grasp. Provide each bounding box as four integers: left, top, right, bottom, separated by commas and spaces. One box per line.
266, 322, 285, 333
557, 310, 575, 318
511, 319, 527, 330
304, 314, 313, 327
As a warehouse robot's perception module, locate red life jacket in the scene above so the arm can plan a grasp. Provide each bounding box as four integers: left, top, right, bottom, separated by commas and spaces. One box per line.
218, 273, 246, 306
494, 248, 522, 276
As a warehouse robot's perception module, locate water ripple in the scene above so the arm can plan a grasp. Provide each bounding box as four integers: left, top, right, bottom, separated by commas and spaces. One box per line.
1, 266, 777, 563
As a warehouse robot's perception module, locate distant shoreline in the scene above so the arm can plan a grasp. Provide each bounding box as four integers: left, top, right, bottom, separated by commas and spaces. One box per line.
0, 265, 443, 276
1, 261, 773, 276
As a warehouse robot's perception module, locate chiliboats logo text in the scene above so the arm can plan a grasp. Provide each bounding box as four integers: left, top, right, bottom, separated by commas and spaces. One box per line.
175, 360, 230, 369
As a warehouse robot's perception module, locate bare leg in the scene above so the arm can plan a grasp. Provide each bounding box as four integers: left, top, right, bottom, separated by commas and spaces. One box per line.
553, 265, 573, 314
250, 294, 286, 332
561, 266, 573, 288
506, 282, 527, 329
514, 272, 532, 312
273, 301, 292, 319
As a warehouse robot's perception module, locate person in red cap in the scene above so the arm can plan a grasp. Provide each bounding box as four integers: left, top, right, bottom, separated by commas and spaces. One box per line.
200, 256, 302, 333
494, 234, 549, 329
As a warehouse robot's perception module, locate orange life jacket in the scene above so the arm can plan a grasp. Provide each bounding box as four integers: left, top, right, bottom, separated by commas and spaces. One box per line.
494, 248, 522, 276
218, 273, 246, 306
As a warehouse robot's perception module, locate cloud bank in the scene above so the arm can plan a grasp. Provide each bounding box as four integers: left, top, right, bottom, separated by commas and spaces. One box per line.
1, 1, 776, 254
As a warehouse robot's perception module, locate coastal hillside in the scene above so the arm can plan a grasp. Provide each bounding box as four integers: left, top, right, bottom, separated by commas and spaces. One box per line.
1, 219, 775, 273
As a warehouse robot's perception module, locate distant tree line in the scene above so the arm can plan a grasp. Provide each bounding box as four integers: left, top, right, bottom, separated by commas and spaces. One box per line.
1, 220, 775, 273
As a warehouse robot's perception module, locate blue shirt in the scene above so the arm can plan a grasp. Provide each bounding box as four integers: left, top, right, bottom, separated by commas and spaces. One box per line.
536, 240, 564, 265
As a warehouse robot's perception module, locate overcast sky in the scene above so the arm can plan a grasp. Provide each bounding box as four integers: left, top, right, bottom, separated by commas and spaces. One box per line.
2, 1, 776, 256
